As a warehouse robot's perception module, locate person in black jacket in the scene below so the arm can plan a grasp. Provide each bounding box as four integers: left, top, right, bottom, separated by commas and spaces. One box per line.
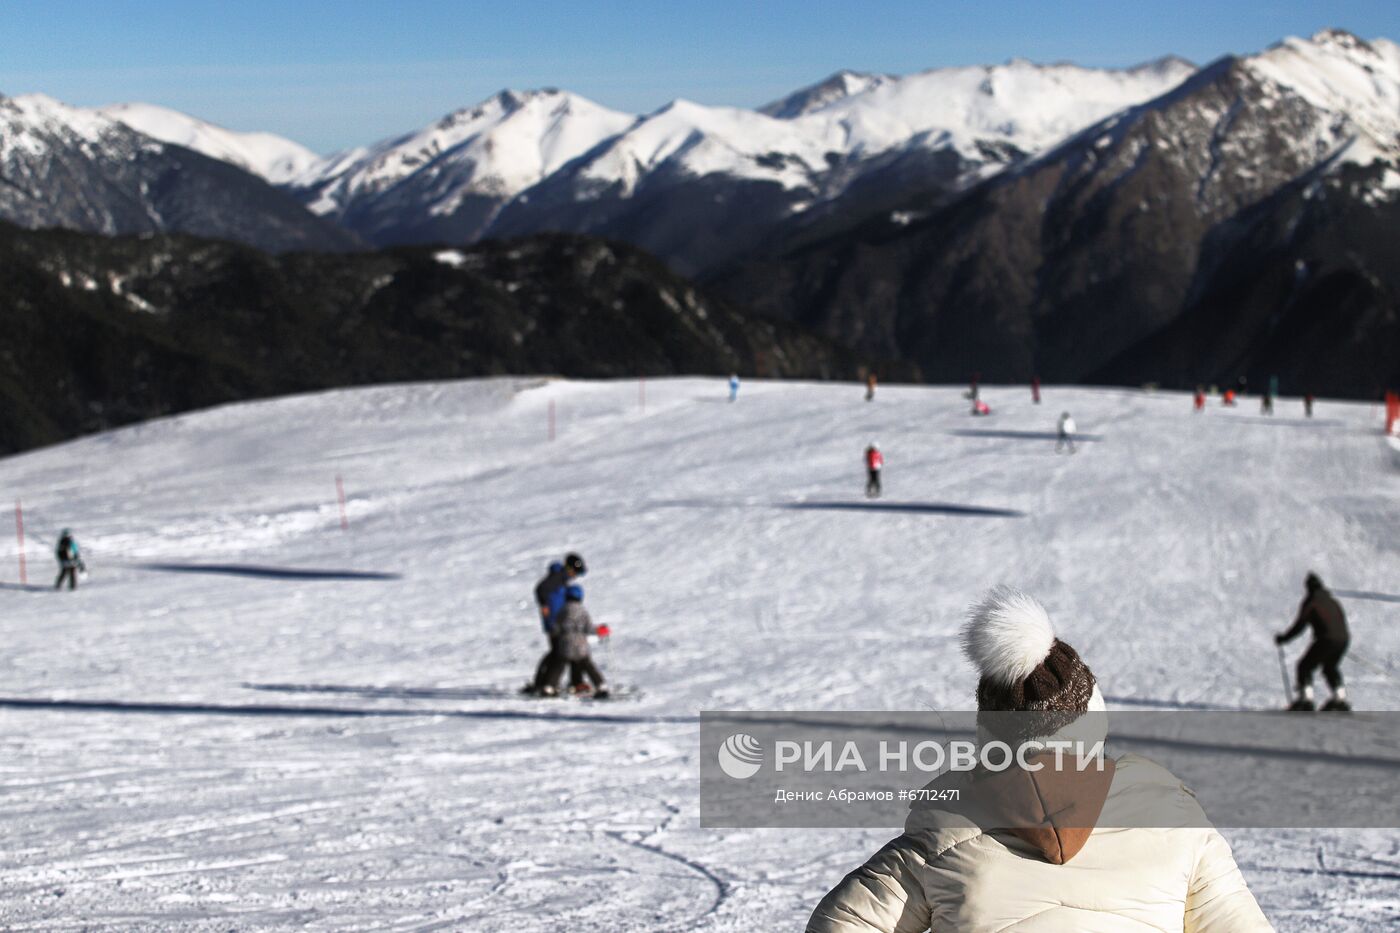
1276, 573, 1351, 711
54, 528, 84, 590
523, 552, 586, 695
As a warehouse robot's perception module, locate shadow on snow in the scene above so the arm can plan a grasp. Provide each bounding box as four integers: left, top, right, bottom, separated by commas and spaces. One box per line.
949, 429, 1103, 442
134, 562, 401, 582
785, 501, 1025, 518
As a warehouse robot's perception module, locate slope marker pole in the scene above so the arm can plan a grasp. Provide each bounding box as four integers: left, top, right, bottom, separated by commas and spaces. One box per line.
14, 500, 26, 585
336, 476, 349, 531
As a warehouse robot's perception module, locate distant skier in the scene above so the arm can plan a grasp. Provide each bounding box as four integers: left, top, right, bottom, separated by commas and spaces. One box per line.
1056, 411, 1077, 453
864, 443, 883, 498
1260, 392, 1273, 415
544, 584, 610, 699
966, 374, 980, 402
1031, 376, 1041, 404
1276, 572, 1351, 711
728, 373, 740, 402
865, 372, 877, 402
1193, 386, 1206, 412
1304, 393, 1315, 418
1222, 389, 1237, 407
525, 552, 586, 695
54, 528, 84, 590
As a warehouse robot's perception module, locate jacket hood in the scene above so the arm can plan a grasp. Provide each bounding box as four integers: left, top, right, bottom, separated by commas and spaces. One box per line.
908, 753, 1116, 866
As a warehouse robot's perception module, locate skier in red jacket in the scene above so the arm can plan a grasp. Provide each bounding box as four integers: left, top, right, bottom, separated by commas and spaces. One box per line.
865, 443, 884, 498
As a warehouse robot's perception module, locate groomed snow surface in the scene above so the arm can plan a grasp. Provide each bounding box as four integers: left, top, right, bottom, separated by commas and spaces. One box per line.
1, 378, 1398, 930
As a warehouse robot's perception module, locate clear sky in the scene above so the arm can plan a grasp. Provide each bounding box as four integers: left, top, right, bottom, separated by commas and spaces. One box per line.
1, 0, 1395, 154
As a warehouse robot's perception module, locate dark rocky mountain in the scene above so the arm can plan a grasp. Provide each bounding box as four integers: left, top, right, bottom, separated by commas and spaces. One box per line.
707, 30, 1400, 398
0, 94, 360, 253
0, 225, 879, 455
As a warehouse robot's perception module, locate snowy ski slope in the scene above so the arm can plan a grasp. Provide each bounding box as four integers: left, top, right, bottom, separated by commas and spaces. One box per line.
0, 378, 1398, 930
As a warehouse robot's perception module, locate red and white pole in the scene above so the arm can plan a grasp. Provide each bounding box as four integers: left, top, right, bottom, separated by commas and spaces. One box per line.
15, 500, 26, 584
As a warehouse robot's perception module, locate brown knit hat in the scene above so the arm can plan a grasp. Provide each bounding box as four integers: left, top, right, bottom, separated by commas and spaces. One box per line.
962, 587, 1100, 719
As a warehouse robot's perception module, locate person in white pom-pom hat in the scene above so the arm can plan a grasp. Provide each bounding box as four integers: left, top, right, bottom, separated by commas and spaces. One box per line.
807, 587, 1272, 932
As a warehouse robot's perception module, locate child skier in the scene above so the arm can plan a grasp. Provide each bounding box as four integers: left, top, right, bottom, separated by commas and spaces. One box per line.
1056, 411, 1077, 453
54, 528, 84, 590
544, 585, 610, 699
864, 443, 883, 498
1276, 573, 1351, 711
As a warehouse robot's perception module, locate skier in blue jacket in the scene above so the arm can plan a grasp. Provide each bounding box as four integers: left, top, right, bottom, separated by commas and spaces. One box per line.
524, 552, 586, 695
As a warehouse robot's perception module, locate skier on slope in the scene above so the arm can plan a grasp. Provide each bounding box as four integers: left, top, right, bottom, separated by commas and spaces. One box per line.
864, 443, 883, 498
1276, 572, 1351, 711
865, 372, 877, 402
1031, 376, 1041, 404
54, 528, 84, 591
524, 552, 586, 696
543, 584, 610, 699
1056, 411, 1077, 454
729, 373, 740, 402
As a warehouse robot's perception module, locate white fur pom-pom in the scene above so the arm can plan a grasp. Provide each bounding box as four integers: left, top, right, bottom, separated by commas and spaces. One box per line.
961, 587, 1056, 685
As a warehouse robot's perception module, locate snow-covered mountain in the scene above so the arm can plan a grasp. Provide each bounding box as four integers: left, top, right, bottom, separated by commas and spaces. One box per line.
289, 89, 638, 245
713, 29, 1400, 389
97, 102, 322, 184
0, 92, 356, 251
319, 56, 1194, 272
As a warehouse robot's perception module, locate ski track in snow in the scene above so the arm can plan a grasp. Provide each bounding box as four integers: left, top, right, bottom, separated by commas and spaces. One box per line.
0, 378, 1397, 930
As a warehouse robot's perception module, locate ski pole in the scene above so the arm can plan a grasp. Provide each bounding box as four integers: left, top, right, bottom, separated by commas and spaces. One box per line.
1276, 643, 1293, 703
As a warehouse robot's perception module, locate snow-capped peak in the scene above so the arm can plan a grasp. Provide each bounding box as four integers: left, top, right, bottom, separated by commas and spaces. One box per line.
96, 102, 323, 184
1246, 29, 1400, 162
759, 70, 898, 119
298, 88, 637, 216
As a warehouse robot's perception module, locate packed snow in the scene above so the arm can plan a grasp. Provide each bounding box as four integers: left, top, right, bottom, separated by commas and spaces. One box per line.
0, 377, 1398, 930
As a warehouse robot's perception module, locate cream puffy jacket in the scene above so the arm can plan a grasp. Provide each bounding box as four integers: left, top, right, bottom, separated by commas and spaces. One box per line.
807, 754, 1272, 932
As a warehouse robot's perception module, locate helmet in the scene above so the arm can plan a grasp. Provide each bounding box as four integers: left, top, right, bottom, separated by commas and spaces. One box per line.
1305, 572, 1323, 592
565, 584, 584, 602
61, 528, 71, 537
870, 441, 879, 450
564, 552, 586, 576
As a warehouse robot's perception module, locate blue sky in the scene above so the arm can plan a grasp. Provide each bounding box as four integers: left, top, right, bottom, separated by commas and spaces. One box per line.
1, 1, 1395, 154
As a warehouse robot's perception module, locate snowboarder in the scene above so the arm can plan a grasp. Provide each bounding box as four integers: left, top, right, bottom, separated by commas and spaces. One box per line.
54, 529, 84, 590
1276, 572, 1351, 711
807, 588, 1271, 931
1056, 411, 1077, 453
1031, 376, 1041, 404
728, 373, 740, 402
865, 372, 877, 402
543, 584, 610, 698
525, 552, 586, 695
864, 443, 883, 498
